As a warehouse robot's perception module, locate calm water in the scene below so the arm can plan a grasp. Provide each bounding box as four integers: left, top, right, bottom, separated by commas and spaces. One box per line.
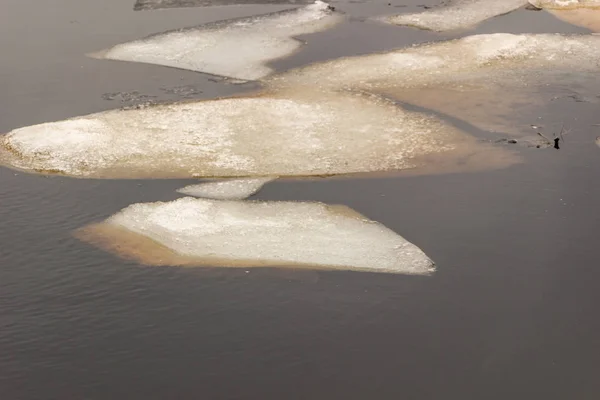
2, 1, 600, 399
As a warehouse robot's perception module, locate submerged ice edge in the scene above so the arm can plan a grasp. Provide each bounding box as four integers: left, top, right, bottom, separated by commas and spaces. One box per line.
76, 197, 436, 275
176, 177, 277, 199
382, 0, 527, 32
96, 1, 343, 80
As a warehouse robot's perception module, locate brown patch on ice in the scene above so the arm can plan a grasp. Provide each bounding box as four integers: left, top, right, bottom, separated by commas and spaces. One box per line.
74, 198, 435, 274
549, 9, 600, 31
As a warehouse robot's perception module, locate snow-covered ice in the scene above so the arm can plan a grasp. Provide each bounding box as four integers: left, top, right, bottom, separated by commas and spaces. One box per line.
268, 33, 600, 135
382, 0, 527, 32
177, 177, 276, 199
94, 1, 342, 80
0, 90, 492, 178
76, 197, 435, 274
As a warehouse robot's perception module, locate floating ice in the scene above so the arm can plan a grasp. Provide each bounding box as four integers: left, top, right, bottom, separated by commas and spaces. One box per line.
530, 1, 600, 31
1, 89, 503, 178
268, 33, 600, 135
177, 177, 276, 199
134, 0, 314, 10
94, 1, 342, 80
76, 197, 435, 274
596, 137, 600, 148
529, 0, 600, 9
382, 0, 527, 32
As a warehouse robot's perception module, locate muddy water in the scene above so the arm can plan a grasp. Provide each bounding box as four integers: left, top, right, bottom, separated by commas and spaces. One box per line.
2, 0, 600, 399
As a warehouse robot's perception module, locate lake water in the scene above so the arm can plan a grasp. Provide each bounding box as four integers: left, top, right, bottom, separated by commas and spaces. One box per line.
2, 0, 600, 399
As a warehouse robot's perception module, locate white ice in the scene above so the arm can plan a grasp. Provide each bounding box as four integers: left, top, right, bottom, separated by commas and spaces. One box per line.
267, 33, 600, 134
0, 90, 475, 178
94, 1, 342, 80
529, 0, 600, 9
382, 0, 527, 32
177, 177, 276, 200
100, 197, 435, 274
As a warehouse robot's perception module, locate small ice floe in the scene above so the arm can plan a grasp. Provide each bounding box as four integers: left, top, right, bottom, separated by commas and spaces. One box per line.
134, 0, 314, 10
93, 1, 342, 80
0, 90, 495, 178
268, 33, 600, 135
75, 197, 435, 274
596, 137, 600, 148
381, 0, 527, 32
529, 0, 600, 31
177, 177, 276, 200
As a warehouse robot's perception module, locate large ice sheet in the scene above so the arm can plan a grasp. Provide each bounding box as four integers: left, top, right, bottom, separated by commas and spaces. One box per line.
95, 1, 342, 80
383, 0, 527, 32
76, 197, 435, 274
177, 177, 276, 199
267, 34, 600, 135
0, 90, 501, 179
134, 0, 313, 11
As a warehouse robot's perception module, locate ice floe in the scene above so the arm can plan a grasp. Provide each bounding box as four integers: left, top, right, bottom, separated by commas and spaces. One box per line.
134, 0, 313, 11
177, 177, 276, 199
1, 89, 504, 178
267, 33, 600, 135
76, 197, 435, 274
529, 0, 600, 9
530, 0, 600, 31
382, 0, 527, 32
94, 1, 342, 80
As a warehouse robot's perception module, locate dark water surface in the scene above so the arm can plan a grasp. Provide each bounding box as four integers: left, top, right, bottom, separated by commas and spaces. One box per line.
2, 1, 600, 399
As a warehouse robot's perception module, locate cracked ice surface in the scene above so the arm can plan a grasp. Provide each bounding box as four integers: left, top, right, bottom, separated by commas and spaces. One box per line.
77, 197, 435, 274
95, 1, 342, 80
383, 0, 527, 32
177, 177, 276, 199
268, 34, 600, 135
0, 90, 479, 178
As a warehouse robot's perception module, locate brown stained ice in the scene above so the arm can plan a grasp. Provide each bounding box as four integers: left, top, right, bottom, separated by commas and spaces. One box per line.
0, 89, 515, 179
528, 1, 600, 31
177, 177, 277, 199
75, 197, 435, 275
266, 33, 600, 136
